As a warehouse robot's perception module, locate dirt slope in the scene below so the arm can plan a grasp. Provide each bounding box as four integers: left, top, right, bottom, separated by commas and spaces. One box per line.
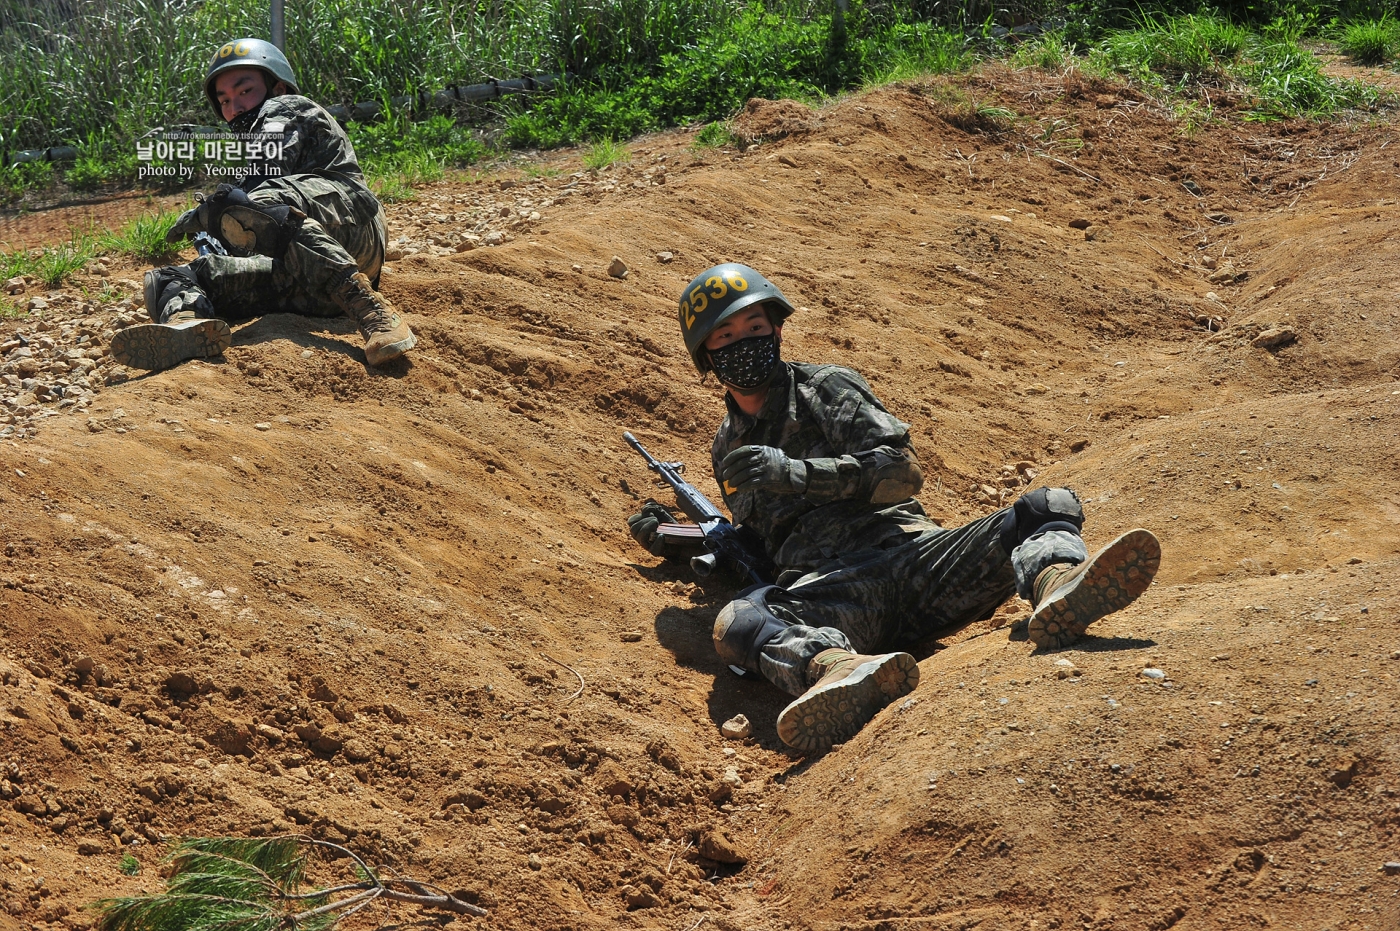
1, 66, 1398, 931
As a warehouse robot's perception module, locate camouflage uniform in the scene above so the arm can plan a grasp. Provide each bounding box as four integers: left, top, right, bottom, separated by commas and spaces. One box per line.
713, 362, 1087, 695
185, 94, 386, 318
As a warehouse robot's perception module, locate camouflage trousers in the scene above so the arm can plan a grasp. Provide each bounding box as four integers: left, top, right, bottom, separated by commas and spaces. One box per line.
167, 175, 386, 320
745, 508, 1088, 695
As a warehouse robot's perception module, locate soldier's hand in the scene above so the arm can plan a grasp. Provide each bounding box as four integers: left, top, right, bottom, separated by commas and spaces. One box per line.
718, 445, 809, 495
627, 500, 678, 557
166, 207, 203, 244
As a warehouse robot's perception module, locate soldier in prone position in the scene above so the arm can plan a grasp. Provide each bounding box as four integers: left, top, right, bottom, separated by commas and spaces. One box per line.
627, 263, 1162, 752
111, 38, 416, 371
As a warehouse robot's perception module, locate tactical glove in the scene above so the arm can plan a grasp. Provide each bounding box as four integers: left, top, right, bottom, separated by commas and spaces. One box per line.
627, 500, 681, 557
718, 445, 809, 495
166, 207, 203, 244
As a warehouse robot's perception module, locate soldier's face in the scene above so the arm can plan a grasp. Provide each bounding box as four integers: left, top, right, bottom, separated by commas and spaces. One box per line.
214, 68, 270, 122
703, 304, 780, 353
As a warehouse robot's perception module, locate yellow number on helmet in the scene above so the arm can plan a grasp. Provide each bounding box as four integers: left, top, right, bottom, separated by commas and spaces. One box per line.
234, 41, 251, 56
725, 272, 749, 291
219, 44, 234, 58
680, 300, 695, 330
688, 286, 708, 316
704, 276, 728, 300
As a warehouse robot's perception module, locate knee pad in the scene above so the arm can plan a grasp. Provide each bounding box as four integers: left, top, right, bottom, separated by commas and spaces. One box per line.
999, 487, 1084, 556
199, 184, 304, 259
713, 585, 791, 674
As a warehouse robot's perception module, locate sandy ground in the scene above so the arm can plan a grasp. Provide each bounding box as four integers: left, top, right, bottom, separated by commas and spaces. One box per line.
1, 65, 1399, 931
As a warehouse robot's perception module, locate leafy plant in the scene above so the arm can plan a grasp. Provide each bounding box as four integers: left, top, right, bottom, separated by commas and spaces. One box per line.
583, 137, 631, 171
118, 853, 142, 876
91, 835, 485, 931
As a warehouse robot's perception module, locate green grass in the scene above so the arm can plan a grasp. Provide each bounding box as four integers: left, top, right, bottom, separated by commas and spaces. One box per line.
1340, 18, 1398, 65
1094, 12, 1386, 122
1009, 30, 1076, 71
118, 853, 142, 876
582, 138, 631, 170
691, 120, 736, 150
100, 209, 184, 262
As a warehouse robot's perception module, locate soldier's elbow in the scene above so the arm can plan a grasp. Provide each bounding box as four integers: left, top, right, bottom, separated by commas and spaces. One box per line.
869, 462, 923, 504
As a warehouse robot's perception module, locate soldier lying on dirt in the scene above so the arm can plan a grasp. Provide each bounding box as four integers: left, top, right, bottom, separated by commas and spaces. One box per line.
627, 263, 1162, 752
110, 38, 416, 372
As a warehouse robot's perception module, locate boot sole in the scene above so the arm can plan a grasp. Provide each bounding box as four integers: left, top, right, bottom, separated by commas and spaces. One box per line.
110, 320, 232, 371
1028, 528, 1160, 650
776, 653, 919, 752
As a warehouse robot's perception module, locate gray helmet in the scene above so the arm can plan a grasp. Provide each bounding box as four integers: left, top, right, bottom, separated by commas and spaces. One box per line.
204, 39, 299, 115
679, 263, 795, 374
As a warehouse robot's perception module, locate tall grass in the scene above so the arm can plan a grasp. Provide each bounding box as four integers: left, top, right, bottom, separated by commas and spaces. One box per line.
1095, 12, 1384, 120
1340, 17, 1399, 64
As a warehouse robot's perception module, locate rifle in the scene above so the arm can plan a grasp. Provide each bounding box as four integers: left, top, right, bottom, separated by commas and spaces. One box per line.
623, 431, 772, 586
192, 231, 228, 257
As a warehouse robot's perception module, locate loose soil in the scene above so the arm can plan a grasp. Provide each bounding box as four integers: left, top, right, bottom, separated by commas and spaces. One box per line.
2, 65, 1398, 931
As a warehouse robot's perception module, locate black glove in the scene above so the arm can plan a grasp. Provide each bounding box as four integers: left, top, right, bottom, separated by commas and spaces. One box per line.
718, 445, 809, 495
166, 206, 203, 244
627, 500, 680, 557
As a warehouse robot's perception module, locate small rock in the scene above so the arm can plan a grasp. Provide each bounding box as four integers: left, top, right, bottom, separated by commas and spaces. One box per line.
342, 738, 375, 762
1251, 327, 1296, 350
483, 231, 505, 246
27, 297, 47, 312
720, 714, 752, 739
1201, 255, 1218, 270
73, 656, 95, 675
697, 826, 747, 864
384, 246, 405, 261
1056, 666, 1081, 679
1141, 667, 1166, 681
620, 630, 643, 642
622, 885, 660, 909
571, 264, 583, 273
1205, 211, 1233, 224
656, 251, 674, 263
1068, 218, 1091, 230
77, 839, 105, 855
1207, 263, 1238, 283
254, 422, 271, 431
528, 853, 542, 871
607, 256, 629, 279
1084, 224, 1113, 242
1383, 862, 1400, 876
1024, 383, 1048, 395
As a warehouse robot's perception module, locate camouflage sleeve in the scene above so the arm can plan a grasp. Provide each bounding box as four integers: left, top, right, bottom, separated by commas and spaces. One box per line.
248, 97, 361, 181
798, 368, 924, 505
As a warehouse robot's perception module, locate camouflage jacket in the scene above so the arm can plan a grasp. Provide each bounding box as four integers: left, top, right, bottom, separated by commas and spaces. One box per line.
232, 95, 369, 195
711, 362, 930, 573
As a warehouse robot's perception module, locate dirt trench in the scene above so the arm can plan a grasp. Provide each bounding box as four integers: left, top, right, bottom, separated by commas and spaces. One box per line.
1, 66, 1398, 931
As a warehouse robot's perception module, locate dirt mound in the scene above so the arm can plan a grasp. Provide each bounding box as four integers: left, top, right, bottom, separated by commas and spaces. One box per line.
730, 97, 820, 145
2, 67, 1399, 931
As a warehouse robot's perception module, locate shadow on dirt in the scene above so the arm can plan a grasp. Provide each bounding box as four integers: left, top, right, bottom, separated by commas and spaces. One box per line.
652, 603, 791, 752
228, 314, 413, 377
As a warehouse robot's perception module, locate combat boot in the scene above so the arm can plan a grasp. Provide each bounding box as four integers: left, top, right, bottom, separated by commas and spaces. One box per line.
109, 267, 231, 371
1027, 528, 1161, 650
776, 649, 919, 752
332, 271, 415, 366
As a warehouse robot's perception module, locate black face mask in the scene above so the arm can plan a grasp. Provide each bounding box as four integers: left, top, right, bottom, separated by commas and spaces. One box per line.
708, 334, 781, 392
228, 107, 261, 135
